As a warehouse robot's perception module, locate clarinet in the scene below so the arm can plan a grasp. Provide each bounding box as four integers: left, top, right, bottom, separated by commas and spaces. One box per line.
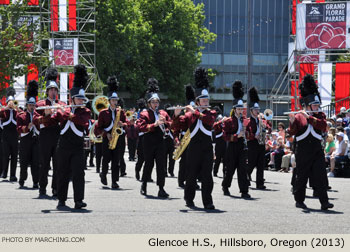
156, 108, 167, 139
240, 113, 248, 149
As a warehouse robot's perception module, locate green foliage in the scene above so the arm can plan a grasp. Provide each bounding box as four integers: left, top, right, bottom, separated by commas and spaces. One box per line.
0, 3, 50, 94
96, 0, 216, 102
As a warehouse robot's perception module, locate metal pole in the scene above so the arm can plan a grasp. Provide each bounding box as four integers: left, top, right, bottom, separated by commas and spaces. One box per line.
247, 0, 252, 116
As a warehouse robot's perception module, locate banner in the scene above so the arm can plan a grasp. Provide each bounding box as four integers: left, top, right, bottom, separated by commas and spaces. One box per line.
318, 63, 333, 107
296, 2, 350, 50
335, 63, 350, 114
0, 0, 38, 5
291, 80, 299, 111
51, 0, 77, 31
49, 38, 79, 66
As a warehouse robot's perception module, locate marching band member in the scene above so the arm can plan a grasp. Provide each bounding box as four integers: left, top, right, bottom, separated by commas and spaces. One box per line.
246, 87, 270, 189
212, 106, 226, 177
138, 78, 171, 198
55, 64, 91, 209
288, 74, 333, 210
118, 98, 127, 177
33, 68, 66, 197
172, 68, 216, 209
135, 98, 147, 181
222, 81, 250, 198
163, 103, 175, 177
94, 76, 128, 189
0, 87, 19, 181
16, 80, 40, 188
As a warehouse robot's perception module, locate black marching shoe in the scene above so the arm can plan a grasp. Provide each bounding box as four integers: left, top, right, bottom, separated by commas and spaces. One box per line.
140, 182, 147, 195
74, 201, 87, 209
158, 188, 169, 198
321, 202, 334, 210
100, 173, 107, 185
10, 176, 18, 182
57, 200, 66, 208
222, 187, 230, 196
186, 200, 195, 208
204, 204, 215, 210
120, 172, 127, 177
256, 185, 266, 190
111, 182, 119, 189
19, 181, 24, 188
295, 202, 307, 209
241, 193, 251, 199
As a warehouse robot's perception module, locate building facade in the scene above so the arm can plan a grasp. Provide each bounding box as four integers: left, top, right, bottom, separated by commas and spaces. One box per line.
194, 0, 290, 114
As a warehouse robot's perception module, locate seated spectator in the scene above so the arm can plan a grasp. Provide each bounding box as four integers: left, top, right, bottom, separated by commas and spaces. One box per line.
336, 117, 343, 128
324, 134, 335, 167
336, 126, 349, 143
277, 122, 286, 143
280, 134, 294, 172
269, 136, 285, 171
267, 132, 278, 166
328, 132, 349, 177
328, 127, 336, 138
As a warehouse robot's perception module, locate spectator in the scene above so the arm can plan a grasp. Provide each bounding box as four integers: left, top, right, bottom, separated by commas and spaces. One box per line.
324, 134, 336, 167
336, 117, 343, 127
269, 136, 285, 171
328, 127, 336, 138
267, 132, 278, 166
328, 132, 348, 177
277, 122, 286, 143
280, 134, 294, 172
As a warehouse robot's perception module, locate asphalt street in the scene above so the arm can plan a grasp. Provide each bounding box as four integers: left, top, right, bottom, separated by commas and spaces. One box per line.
0, 154, 349, 234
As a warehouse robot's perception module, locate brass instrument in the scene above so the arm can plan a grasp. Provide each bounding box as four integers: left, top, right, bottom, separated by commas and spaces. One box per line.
36, 104, 85, 110
108, 107, 122, 150
166, 105, 211, 110
257, 114, 266, 145
89, 121, 102, 143
92, 95, 109, 115
263, 109, 273, 121
173, 129, 191, 161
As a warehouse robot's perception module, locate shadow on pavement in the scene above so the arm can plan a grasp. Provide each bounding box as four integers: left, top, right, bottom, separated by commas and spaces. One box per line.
41, 207, 92, 214
144, 195, 181, 200
301, 208, 343, 214
179, 207, 226, 214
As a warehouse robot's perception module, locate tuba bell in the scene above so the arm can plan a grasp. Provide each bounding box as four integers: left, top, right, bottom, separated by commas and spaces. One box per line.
92, 95, 109, 115
263, 109, 273, 121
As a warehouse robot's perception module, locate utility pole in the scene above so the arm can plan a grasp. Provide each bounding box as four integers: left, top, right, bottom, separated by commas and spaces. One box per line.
247, 0, 252, 114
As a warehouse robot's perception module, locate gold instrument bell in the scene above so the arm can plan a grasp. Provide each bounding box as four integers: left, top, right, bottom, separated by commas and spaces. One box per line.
92, 95, 109, 115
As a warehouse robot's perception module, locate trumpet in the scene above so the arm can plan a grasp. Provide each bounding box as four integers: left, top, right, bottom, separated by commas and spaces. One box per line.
36, 104, 86, 110
166, 105, 211, 110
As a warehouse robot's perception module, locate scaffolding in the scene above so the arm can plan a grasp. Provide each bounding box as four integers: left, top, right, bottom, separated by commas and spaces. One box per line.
267, 0, 350, 124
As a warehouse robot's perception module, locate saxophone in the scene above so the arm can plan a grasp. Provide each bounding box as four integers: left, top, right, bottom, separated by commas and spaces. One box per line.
108, 107, 122, 150
173, 129, 191, 161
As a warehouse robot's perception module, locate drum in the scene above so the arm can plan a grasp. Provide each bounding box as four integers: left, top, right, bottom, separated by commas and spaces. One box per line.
84, 137, 91, 150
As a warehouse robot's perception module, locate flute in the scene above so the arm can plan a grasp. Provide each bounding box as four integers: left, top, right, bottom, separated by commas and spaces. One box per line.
283, 110, 320, 115
36, 104, 86, 110
166, 105, 211, 110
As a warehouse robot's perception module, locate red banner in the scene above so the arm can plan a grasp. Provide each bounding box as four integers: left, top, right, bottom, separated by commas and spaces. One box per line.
292, 0, 302, 35
27, 64, 38, 83
69, 0, 77, 31
291, 80, 300, 111
0, 0, 10, 5
51, 0, 59, 31
335, 63, 350, 114
69, 73, 74, 89
28, 0, 39, 5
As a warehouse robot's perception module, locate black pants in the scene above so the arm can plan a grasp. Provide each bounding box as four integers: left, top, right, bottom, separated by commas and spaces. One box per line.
185, 137, 214, 206
247, 140, 265, 187
128, 138, 137, 160
135, 135, 144, 173
56, 137, 85, 203
95, 142, 103, 172
164, 137, 175, 175
178, 148, 188, 186
118, 134, 126, 175
222, 139, 249, 193
84, 143, 94, 166
1, 128, 18, 178
141, 135, 166, 187
294, 136, 329, 205
213, 137, 226, 175
38, 127, 60, 193
19, 134, 39, 184
0, 129, 3, 176
102, 136, 122, 184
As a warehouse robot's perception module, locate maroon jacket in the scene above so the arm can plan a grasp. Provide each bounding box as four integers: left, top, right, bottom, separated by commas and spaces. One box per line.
288, 112, 327, 137
213, 121, 223, 135
16, 110, 40, 135
223, 115, 247, 142
33, 99, 67, 128
52, 106, 91, 134
245, 116, 271, 141
138, 109, 171, 133
172, 109, 216, 143
94, 107, 128, 138
0, 108, 18, 124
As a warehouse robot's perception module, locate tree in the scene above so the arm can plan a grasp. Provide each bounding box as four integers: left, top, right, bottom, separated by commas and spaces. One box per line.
96, 0, 216, 102
0, 3, 49, 97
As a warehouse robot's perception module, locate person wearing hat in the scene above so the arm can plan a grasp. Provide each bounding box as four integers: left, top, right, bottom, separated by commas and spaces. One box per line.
246, 87, 270, 189
0, 87, 20, 181
53, 64, 91, 209
138, 78, 171, 198
221, 80, 250, 198
288, 74, 333, 210
116, 98, 127, 177
212, 106, 226, 177
33, 67, 67, 197
94, 76, 129, 189
134, 98, 147, 181
172, 67, 217, 209
16, 80, 40, 188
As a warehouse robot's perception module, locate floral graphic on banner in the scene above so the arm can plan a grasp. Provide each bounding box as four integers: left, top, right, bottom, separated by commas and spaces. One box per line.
53, 39, 75, 66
